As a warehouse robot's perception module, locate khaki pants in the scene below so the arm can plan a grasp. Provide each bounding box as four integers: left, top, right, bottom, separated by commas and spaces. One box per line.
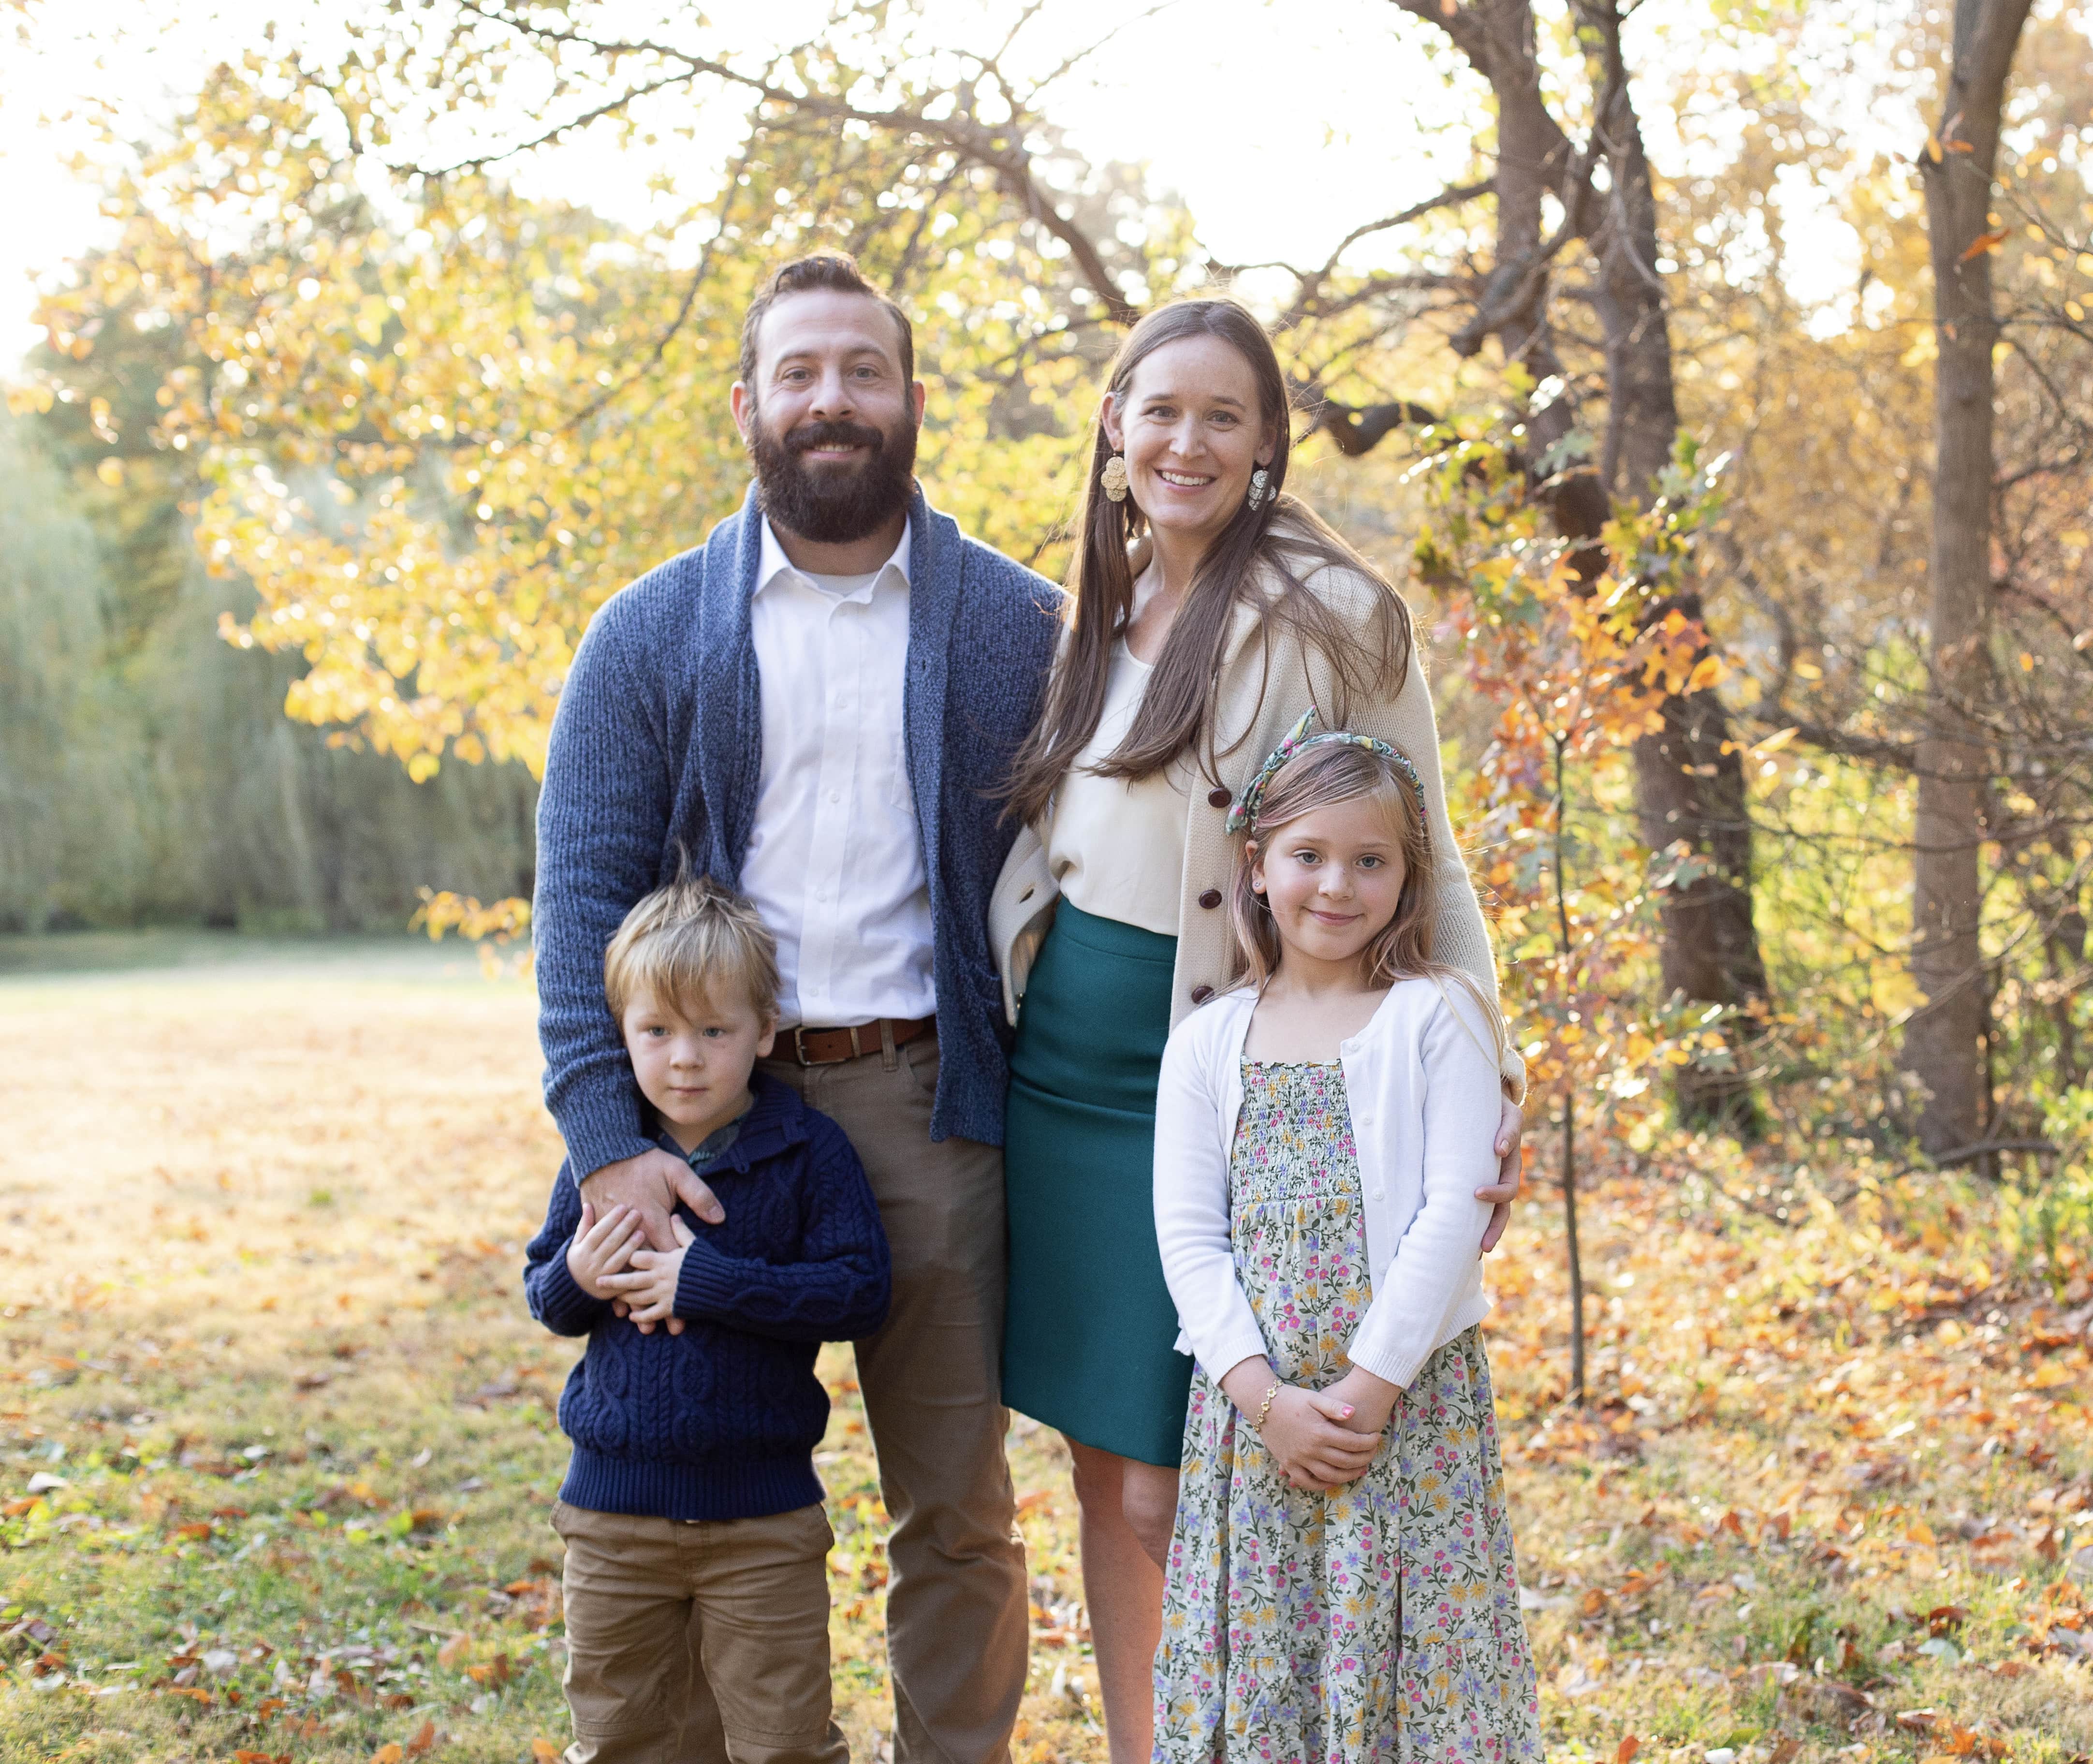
554, 1500, 847, 1764
759, 1037, 1027, 1764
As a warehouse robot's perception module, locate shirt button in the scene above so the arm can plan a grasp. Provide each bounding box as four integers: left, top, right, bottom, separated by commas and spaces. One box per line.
1198, 888, 1222, 910
1206, 787, 1231, 808
1372, 1186, 1385, 1201
1190, 985, 1214, 1004
829, 791, 841, 804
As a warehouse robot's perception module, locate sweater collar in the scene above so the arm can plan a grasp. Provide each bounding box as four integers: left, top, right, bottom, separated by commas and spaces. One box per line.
644, 1066, 810, 1173
689, 1067, 810, 1172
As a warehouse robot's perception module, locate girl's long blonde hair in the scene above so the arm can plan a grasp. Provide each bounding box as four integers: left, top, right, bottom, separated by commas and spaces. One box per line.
1228, 739, 1506, 1064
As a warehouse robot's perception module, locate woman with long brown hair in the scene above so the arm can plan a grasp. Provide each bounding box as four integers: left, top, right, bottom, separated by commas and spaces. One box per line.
990, 297, 1526, 1758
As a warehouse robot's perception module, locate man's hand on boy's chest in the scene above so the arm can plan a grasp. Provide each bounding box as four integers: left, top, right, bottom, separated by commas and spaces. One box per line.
672, 1171, 803, 1264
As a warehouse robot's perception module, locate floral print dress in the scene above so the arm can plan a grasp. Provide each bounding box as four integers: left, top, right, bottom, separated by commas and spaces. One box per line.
1153, 1060, 1542, 1764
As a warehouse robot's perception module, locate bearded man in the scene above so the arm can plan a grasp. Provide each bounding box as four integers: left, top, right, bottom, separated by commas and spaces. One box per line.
534, 254, 1058, 1763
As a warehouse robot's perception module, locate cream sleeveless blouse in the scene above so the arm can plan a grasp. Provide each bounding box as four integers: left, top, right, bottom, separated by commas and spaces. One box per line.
1044, 638, 1190, 938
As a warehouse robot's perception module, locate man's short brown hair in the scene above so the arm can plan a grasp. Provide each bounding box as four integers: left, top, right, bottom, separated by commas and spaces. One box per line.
738, 253, 915, 389
603, 874, 781, 1024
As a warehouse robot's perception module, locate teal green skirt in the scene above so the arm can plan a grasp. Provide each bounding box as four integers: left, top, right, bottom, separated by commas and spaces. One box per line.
1002, 900, 1193, 1468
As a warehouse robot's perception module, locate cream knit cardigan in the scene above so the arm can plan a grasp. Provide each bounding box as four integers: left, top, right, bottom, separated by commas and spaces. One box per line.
990, 534, 1525, 1101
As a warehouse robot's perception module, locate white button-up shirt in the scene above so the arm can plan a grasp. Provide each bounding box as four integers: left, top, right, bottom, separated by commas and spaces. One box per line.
740, 517, 936, 1029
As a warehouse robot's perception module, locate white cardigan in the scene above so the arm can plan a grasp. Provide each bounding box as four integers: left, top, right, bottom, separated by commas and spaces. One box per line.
1153, 977, 1502, 1392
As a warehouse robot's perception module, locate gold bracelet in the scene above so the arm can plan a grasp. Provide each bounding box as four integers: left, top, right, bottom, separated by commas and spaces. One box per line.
1252, 1382, 1282, 1433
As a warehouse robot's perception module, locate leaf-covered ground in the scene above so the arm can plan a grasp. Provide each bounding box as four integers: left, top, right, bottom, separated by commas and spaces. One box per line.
0, 946, 2088, 1763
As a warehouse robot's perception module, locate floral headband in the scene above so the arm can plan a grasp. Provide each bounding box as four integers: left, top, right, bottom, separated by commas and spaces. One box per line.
1223, 710, 1426, 839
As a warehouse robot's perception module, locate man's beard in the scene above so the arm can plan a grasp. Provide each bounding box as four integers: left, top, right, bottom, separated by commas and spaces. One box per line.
746, 406, 919, 544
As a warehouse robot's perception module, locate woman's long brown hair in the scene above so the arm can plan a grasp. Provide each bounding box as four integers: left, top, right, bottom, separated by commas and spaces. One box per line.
1003, 298, 1414, 827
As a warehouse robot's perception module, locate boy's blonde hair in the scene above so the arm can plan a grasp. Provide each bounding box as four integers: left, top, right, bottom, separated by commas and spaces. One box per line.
603, 874, 781, 1023
1227, 739, 1506, 1061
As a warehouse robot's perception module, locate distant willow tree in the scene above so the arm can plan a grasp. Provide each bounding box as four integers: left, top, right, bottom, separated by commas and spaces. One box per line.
3, 314, 540, 936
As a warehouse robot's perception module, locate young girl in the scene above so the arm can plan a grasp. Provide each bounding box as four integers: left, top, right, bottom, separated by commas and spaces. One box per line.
1151, 713, 1542, 1761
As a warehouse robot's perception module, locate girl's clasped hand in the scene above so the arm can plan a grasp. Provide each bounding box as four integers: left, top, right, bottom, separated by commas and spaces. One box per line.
567, 1199, 695, 1324
1217, 1357, 1399, 1490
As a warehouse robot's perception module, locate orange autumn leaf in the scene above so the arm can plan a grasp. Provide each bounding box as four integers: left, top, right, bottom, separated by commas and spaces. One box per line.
1960, 229, 2009, 261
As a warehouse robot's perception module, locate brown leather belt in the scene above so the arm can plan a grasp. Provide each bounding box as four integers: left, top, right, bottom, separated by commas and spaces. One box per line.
785, 1016, 935, 1067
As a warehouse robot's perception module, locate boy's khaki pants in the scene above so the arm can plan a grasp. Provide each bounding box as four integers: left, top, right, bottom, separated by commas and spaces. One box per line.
554, 1500, 847, 1764
759, 1036, 1029, 1764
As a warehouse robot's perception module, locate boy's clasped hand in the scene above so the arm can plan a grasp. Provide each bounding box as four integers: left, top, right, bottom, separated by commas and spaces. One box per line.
567, 1200, 695, 1326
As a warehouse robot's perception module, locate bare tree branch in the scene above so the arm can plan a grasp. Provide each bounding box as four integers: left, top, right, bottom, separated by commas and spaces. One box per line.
1025, 0, 1184, 99
558, 135, 759, 432
1257, 178, 1495, 320
418, 68, 713, 175
422, 1, 1145, 323
1303, 393, 1446, 456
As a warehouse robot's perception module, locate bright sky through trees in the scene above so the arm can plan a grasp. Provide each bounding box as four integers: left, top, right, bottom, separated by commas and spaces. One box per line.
0, 0, 1913, 368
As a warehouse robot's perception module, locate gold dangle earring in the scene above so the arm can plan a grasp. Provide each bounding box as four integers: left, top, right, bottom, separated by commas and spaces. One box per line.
1099, 453, 1129, 503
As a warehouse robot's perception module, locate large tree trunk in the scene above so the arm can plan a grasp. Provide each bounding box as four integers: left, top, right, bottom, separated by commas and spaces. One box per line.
1905, 0, 2032, 1158
1293, 4, 1775, 1124
1383, 6, 1771, 1090
1585, 2, 1768, 1126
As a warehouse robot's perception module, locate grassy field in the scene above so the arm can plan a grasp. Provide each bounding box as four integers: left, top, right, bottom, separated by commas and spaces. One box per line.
0, 944, 2089, 1763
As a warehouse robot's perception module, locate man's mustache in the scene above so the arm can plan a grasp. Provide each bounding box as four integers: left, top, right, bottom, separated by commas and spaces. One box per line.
784, 420, 888, 455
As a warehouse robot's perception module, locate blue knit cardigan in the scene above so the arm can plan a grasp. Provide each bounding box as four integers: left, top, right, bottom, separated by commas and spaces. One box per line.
534, 483, 1063, 1175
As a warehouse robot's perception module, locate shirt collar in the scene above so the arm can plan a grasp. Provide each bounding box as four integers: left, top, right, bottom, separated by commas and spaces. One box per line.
755, 514, 912, 603
656, 1116, 744, 1171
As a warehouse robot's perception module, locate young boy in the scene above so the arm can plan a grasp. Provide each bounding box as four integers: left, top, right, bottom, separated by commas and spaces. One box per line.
524, 875, 890, 1764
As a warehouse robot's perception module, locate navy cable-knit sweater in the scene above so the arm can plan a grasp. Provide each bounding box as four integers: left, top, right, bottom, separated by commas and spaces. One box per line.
522, 1073, 891, 1522
532, 481, 1063, 1176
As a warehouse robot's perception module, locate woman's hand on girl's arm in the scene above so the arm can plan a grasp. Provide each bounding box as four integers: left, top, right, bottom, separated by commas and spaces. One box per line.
1476, 1094, 1525, 1253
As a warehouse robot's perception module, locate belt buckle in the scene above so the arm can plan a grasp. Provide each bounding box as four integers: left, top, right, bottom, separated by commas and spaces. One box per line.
790, 1026, 815, 1067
